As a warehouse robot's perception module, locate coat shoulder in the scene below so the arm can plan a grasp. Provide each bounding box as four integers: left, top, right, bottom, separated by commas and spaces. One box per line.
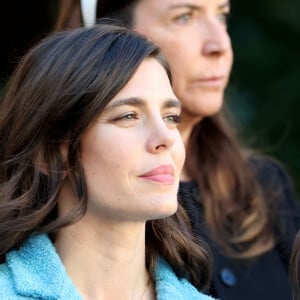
0, 263, 25, 299
155, 258, 216, 300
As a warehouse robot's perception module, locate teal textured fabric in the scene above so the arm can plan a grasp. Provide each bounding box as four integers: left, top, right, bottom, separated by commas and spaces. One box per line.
0, 234, 215, 299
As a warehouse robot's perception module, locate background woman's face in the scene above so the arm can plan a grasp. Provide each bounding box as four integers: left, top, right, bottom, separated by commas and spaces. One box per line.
134, 0, 233, 123
80, 58, 185, 223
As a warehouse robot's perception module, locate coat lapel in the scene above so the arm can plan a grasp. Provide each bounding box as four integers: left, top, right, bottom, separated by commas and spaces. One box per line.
6, 234, 82, 300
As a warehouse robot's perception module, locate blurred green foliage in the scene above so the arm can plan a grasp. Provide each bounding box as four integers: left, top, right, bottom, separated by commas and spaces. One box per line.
227, 0, 300, 197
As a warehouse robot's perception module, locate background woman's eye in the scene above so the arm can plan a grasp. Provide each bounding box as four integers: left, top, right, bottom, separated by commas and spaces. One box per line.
174, 12, 192, 24
218, 12, 230, 26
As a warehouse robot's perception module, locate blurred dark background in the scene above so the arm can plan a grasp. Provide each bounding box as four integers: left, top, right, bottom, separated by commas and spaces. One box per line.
0, 0, 299, 196
0, 1, 59, 92
227, 0, 300, 196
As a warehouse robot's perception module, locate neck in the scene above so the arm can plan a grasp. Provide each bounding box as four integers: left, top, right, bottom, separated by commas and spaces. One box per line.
179, 110, 203, 181
179, 109, 204, 146
54, 215, 152, 300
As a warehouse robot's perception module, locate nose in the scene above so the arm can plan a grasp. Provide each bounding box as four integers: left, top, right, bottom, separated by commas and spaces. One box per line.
201, 19, 231, 57
146, 119, 176, 154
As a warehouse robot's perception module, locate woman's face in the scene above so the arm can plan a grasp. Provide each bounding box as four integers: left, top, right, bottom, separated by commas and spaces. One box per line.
80, 58, 185, 222
133, 0, 233, 123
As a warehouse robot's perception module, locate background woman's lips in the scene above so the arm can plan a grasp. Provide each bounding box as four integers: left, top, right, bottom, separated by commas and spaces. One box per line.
191, 76, 226, 89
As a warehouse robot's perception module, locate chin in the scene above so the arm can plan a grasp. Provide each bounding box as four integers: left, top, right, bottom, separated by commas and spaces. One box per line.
148, 195, 178, 220
182, 91, 224, 118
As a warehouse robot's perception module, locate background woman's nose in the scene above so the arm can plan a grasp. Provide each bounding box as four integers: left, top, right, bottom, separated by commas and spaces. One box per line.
202, 40, 226, 56
201, 20, 231, 57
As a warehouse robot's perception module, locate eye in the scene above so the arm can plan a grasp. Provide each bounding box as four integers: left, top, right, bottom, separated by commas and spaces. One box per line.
164, 114, 181, 127
114, 112, 139, 121
218, 11, 230, 26
173, 12, 193, 25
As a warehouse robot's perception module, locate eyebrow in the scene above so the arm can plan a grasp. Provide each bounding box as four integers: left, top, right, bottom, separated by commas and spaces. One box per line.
168, 3, 201, 10
104, 97, 181, 111
219, 1, 230, 10
168, 1, 230, 10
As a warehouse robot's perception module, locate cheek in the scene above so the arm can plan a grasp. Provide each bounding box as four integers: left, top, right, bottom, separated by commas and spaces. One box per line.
173, 134, 186, 172
225, 36, 234, 68
81, 126, 129, 165
157, 39, 192, 88
81, 133, 116, 180
160, 38, 190, 66
82, 145, 130, 200
228, 48, 234, 69
84, 145, 127, 173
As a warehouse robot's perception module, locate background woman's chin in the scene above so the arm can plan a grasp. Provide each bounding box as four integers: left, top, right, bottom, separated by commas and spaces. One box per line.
181, 92, 224, 119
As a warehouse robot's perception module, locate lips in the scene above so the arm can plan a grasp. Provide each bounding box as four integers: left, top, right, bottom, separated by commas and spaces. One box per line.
191, 75, 226, 89
139, 164, 175, 185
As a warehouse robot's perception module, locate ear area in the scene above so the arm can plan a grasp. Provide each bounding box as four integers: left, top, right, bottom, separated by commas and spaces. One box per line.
59, 143, 70, 180
33, 143, 69, 178
60, 142, 69, 163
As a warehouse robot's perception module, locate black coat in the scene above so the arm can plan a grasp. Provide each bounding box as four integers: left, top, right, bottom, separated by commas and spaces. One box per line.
179, 157, 300, 300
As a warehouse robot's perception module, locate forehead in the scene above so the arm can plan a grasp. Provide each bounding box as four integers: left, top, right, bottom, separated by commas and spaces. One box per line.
135, 0, 230, 11
108, 58, 177, 103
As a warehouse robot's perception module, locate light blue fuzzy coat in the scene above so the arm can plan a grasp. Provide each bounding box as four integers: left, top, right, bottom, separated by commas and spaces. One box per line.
0, 234, 215, 300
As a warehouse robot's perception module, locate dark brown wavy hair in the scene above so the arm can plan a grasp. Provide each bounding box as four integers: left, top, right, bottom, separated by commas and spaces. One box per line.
0, 24, 212, 290
54, 0, 274, 259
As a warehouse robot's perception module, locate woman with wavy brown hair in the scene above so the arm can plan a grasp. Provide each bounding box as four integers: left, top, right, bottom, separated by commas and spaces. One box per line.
54, 1, 300, 299
0, 24, 214, 299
